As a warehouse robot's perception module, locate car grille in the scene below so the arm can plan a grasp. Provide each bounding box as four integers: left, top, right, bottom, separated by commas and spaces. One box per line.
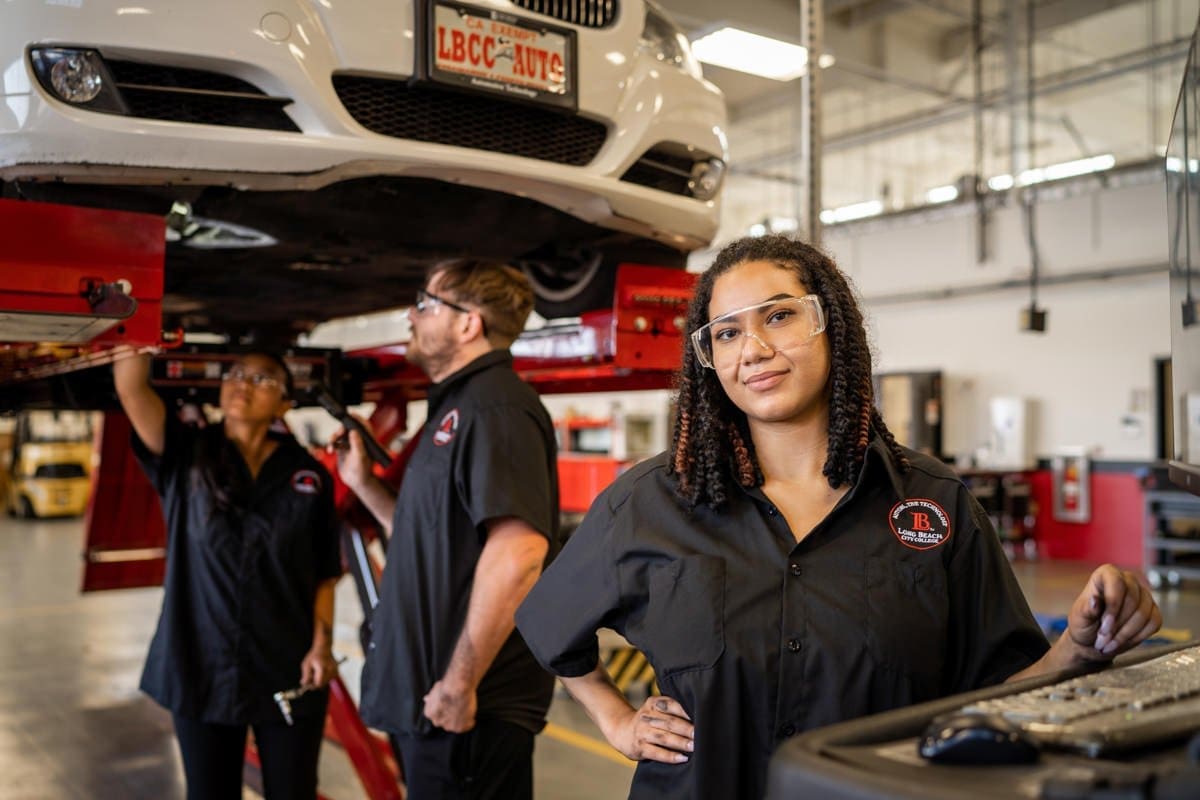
510, 0, 618, 28
621, 147, 699, 196
104, 59, 300, 132
333, 75, 608, 167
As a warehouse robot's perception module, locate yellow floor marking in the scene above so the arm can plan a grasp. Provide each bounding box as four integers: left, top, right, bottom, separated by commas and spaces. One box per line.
605, 647, 635, 675
614, 652, 646, 692
543, 722, 635, 768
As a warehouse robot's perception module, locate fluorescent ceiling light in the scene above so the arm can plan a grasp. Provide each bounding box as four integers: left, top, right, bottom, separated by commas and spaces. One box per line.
820, 200, 883, 225
988, 174, 1014, 191
747, 217, 799, 236
1166, 157, 1200, 173
1019, 154, 1114, 185
692, 27, 809, 81
988, 155, 1115, 191
925, 185, 959, 204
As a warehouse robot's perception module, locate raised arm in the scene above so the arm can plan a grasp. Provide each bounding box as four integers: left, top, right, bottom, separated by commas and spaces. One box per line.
112, 350, 166, 456
337, 428, 398, 538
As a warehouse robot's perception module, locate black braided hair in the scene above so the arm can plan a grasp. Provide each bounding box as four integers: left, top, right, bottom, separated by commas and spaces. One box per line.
669, 235, 908, 509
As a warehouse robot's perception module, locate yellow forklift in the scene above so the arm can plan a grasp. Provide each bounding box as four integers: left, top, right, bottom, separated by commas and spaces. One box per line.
4, 411, 94, 519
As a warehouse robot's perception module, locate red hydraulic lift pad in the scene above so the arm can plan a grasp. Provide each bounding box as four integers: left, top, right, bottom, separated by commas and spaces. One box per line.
0, 198, 164, 349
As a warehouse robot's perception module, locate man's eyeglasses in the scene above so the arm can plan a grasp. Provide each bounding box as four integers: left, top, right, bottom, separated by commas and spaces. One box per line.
412, 288, 487, 335
690, 294, 826, 369
414, 288, 472, 316
222, 367, 284, 391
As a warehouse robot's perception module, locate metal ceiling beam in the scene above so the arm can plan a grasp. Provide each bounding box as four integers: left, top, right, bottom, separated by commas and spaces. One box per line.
939, 0, 1147, 61
800, 0, 826, 243
833, 0, 913, 27
734, 36, 1189, 167
832, 56, 969, 100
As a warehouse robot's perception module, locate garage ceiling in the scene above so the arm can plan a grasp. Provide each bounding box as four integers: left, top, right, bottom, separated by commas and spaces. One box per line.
654, 0, 1198, 226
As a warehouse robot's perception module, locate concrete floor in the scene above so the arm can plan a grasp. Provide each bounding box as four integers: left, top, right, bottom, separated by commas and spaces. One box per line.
2, 516, 1198, 800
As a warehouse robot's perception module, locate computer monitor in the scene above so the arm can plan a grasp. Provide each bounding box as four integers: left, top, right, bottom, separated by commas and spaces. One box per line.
1167, 28, 1200, 495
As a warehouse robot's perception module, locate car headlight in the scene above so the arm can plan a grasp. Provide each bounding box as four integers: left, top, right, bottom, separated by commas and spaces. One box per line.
29, 47, 127, 113
639, 2, 703, 80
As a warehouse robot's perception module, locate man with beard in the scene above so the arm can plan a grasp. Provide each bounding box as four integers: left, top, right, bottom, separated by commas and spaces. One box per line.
339, 259, 560, 799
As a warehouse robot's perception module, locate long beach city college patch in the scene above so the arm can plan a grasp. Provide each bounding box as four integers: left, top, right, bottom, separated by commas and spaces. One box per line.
433, 408, 460, 446
889, 499, 951, 550
291, 469, 322, 495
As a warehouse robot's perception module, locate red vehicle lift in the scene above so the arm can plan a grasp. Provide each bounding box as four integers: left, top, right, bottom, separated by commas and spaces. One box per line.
0, 197, 694, 799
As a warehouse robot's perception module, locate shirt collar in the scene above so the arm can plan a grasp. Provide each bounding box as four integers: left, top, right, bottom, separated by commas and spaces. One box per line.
861, 434, 908, 502
737, 432, 908, 505
427, 349, 512, 408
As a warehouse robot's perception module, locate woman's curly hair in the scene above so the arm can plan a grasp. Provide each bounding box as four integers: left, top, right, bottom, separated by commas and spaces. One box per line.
669, 235, 908, 508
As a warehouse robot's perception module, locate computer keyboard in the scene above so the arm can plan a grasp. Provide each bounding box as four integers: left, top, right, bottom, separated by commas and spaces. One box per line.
960, 645, 1200, 757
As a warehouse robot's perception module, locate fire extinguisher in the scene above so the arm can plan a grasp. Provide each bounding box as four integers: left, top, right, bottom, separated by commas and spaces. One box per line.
1062, 462, 1080, 512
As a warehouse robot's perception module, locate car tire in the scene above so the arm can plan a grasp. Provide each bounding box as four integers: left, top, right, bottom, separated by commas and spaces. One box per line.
523, 251, 616, 320
19, 496, 36, 519
522, 243, 687, 320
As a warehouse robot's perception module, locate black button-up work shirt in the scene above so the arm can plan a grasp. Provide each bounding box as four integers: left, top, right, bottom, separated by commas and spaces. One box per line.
360, 350, 559, 737
133, 419, 342, 724
516, 438, 1049, 799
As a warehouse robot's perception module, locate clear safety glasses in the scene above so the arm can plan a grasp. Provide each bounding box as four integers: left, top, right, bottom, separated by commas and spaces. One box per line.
221, 367, 284, 391
410, 288, 488, 335
413, 288, 472, 316
690, 294, 826, 369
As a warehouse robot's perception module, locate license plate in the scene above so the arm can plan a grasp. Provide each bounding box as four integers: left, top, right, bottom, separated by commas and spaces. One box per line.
429, 1, 577, 110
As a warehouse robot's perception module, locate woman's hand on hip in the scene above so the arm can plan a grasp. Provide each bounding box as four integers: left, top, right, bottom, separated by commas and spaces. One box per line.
609, 695, 694, 764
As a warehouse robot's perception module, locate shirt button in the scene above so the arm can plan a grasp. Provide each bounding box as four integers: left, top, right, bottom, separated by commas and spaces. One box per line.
767, 505, 778, 516
779, 723, 796, 738
789, 563, 802, 577
787, 638, 801, 653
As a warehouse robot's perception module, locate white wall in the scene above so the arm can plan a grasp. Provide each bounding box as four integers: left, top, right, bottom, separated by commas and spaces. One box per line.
866, 275, 1166, 461
822, 173, 1171, 462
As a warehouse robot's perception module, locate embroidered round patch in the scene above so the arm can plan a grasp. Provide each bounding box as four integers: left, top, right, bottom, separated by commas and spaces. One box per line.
888, 498, 951, 550
291, 469, 322, 495
433, 408, 460, 446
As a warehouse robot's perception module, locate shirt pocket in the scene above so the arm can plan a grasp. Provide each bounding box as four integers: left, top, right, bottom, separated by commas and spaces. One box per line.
643, 555, 726, 678
865, 556, 947, 682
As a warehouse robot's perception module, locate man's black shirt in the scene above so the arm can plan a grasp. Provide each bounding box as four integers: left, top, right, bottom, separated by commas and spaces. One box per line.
517, 438, 1049, 799
133, 419, 341, 724
360, 350, 559, 737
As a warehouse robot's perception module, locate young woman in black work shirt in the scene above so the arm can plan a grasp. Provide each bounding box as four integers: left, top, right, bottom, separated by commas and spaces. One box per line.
114, 350, 341, 800
516, 235, 1163, 799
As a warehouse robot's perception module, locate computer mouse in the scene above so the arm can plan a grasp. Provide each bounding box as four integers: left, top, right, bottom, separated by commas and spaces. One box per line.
918, 712, 1041, 765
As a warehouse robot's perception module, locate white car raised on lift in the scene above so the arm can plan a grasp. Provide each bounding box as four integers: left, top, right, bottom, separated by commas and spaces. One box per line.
0, 0, 726, 330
